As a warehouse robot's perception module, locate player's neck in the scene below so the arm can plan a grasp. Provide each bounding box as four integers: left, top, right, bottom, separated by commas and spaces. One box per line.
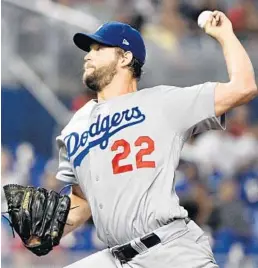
97, 75, 137, 101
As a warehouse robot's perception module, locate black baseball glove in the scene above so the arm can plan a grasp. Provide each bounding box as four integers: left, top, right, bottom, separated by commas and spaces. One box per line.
2, 184, 71, 256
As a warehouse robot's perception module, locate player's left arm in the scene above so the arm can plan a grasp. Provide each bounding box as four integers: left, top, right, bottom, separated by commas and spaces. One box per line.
204, 11, 257, 117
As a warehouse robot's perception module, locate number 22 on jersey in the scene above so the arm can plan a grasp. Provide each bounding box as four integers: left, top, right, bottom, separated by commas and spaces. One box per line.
111, 136, 156, 174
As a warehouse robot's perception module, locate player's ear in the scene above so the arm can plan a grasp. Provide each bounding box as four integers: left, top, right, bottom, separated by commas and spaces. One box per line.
119, 51, 133, 68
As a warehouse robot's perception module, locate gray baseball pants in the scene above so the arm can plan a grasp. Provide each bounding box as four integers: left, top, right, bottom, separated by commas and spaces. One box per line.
64, 219, 218, 268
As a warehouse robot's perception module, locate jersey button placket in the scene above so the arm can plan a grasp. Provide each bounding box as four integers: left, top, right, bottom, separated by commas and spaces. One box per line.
90, 105, 100, 183
92, 109, 99, 119
92, 104, 100, 120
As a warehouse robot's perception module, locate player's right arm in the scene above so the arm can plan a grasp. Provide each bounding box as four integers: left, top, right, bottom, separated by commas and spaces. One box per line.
204, 11, 257, 117
62, 184, 91, 237
56, 141, 92, 237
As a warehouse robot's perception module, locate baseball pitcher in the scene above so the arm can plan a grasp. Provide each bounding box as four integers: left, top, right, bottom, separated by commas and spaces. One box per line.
3, 10, 257, 268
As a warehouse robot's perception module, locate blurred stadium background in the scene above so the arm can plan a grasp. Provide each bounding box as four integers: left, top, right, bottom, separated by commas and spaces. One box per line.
1, 0, 258, 267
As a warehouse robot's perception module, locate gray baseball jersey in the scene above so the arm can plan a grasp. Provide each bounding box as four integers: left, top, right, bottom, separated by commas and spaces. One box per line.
56, 82, 225, 247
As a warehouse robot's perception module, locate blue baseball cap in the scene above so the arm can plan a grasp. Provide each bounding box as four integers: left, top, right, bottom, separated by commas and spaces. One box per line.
73, 21, 146, 66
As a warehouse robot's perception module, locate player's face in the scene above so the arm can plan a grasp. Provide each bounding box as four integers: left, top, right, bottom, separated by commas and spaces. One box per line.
83, 44, 119, 92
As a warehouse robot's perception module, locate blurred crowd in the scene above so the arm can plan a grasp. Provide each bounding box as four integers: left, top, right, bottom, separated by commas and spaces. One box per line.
1, 0, 258, 268
56, 0, 258, 43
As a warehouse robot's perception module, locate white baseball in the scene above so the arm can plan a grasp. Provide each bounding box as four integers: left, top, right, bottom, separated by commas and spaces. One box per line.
197, 11, 213, 29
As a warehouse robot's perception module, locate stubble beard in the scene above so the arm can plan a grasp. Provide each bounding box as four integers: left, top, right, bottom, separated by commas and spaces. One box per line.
83, 60, 118, 93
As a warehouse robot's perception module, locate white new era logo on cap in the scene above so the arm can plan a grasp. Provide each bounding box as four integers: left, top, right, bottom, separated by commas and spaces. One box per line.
122, 39, 129, 45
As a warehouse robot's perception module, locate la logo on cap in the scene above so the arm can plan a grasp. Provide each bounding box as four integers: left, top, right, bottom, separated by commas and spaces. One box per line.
122, 39, 129, 45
